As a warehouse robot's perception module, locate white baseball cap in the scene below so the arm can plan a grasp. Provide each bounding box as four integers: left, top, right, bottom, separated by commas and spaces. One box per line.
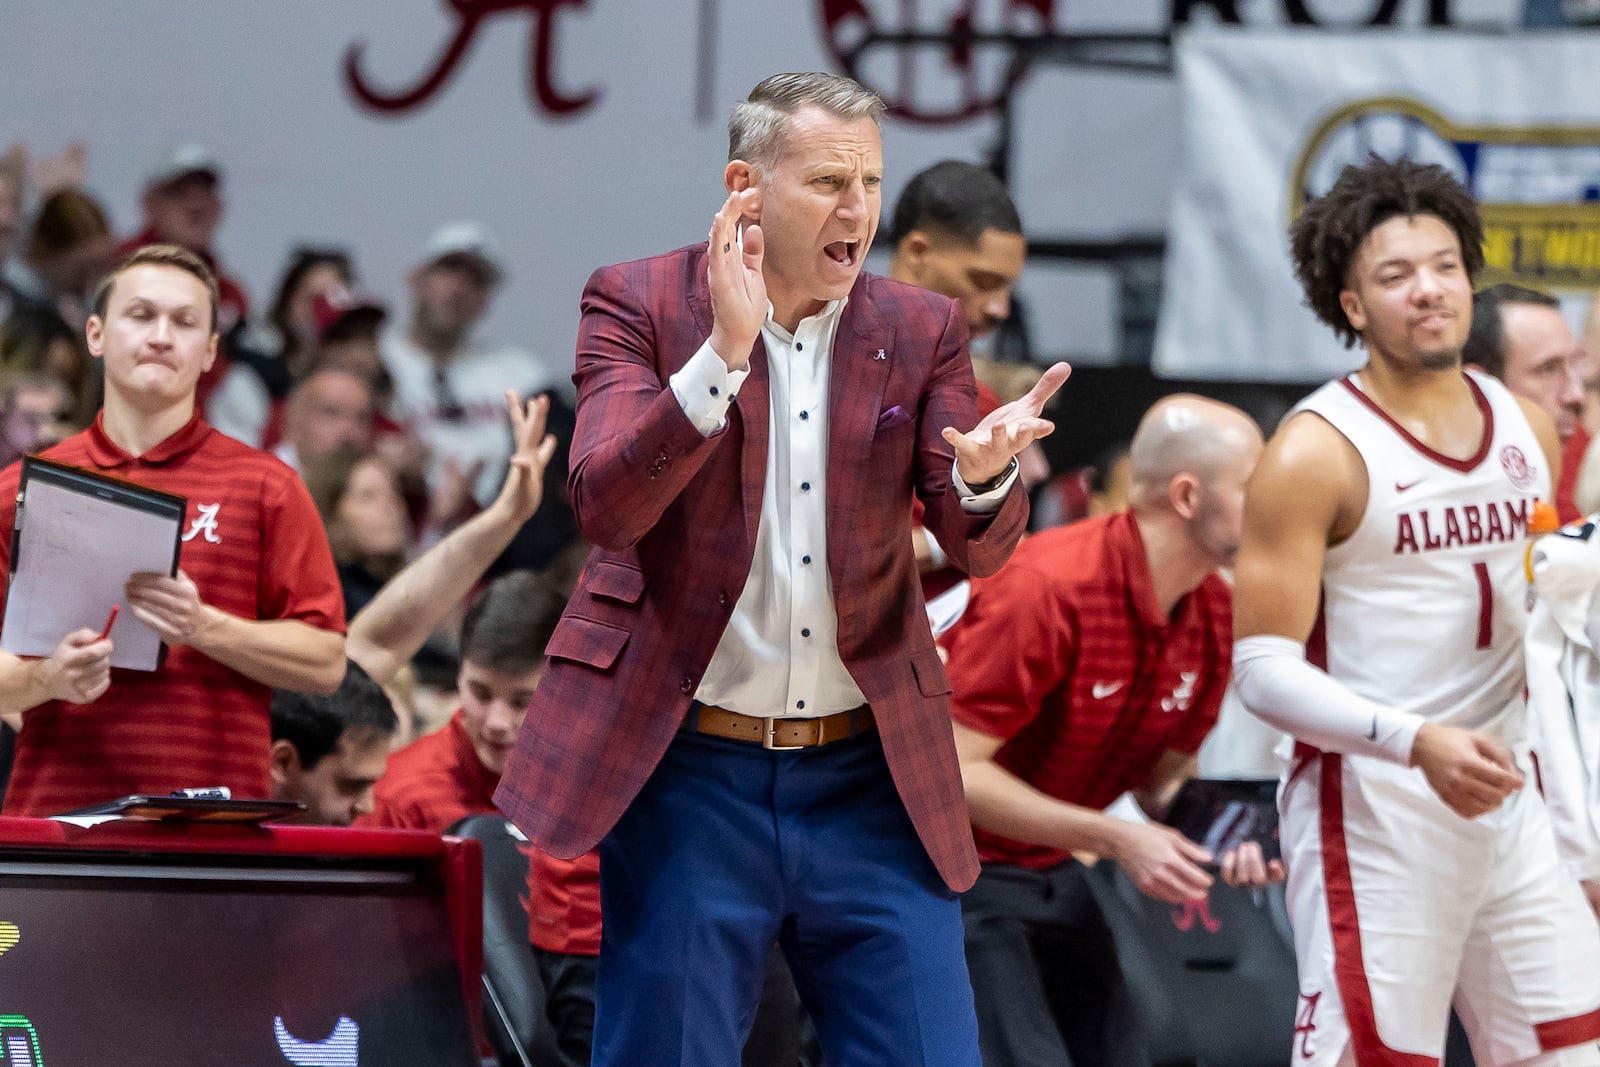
418, 220, 504, 285
144, 143, 222, 191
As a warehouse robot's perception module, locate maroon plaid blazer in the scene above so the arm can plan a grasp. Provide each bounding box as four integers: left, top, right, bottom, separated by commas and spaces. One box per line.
494, 243, 1028, 891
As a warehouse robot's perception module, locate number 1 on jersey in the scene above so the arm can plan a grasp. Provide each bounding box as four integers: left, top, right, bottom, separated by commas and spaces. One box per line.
1472, 561, 1492, 650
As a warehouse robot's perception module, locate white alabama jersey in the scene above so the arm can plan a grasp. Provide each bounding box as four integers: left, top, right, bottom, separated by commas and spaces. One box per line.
1293, 370, 1547, 743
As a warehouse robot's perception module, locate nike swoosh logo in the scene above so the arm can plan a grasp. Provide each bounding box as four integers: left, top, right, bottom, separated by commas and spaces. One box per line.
1366, 715, 1378, 741
1394, 480, 1422, 493
1092, 681, 1124, 699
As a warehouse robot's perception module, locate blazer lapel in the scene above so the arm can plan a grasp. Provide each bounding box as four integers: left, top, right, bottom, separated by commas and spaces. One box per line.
827, 283, 895, 565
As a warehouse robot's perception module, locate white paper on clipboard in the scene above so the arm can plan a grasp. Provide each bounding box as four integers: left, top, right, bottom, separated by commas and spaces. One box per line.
1, 458, 185, 671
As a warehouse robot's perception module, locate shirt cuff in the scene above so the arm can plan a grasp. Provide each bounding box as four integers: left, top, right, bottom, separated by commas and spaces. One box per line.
670, 341, 751, 436
953, 458, 1019, 514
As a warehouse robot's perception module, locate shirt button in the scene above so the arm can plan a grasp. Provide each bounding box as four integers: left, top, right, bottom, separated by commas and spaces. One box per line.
802, 555, 811, 565
709, 385, 719, 397
795, 342, 804, 351
799, 410, 809, 421
801, 628, 811, 637
800, 481, 810, 492
796, 700, 806, 710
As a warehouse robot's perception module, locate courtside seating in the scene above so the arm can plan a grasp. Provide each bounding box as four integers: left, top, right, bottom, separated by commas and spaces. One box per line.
1084, 860, 1298, 1066
448, 814, 567, 1067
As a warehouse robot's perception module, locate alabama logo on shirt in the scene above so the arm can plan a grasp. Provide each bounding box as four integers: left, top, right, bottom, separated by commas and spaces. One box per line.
183, 503, 222, 544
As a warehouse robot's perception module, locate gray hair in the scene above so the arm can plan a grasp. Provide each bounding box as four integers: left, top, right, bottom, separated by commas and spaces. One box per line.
728, 72, 886, 171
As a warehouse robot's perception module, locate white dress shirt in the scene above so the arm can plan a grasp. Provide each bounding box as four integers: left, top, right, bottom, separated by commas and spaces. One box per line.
670, 299, 1015, 720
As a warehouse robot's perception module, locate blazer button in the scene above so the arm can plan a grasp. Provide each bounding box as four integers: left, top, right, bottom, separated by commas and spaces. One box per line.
679, 676, 694, 694
718, 592, 730, 606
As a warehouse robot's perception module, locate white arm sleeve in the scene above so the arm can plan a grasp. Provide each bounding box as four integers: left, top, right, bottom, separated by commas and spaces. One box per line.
1232, 634, 1426, 766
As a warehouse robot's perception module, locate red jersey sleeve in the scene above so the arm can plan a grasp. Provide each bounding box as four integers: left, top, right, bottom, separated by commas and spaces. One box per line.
943, 557, 1077, 742
259, 468, 346, 632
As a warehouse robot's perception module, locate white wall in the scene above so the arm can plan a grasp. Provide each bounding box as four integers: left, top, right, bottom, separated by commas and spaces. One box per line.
0, 0, 1525, 375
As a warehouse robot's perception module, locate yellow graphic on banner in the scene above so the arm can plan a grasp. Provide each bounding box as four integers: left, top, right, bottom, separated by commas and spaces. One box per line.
1290, 97, 1600, 291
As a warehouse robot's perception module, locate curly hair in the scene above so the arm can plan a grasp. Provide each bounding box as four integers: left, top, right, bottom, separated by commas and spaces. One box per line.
1288, 155, 1484, 349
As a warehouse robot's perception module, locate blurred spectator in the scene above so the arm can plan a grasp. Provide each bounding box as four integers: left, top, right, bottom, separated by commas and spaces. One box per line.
362, 569, 565, 831
304, 447, 412, 620
343, 392, 557, 684
1034, 440, 1132, 530
6, 188, 117, 322
0, 147, 22, 299
1, 189, 117, 427
122, 144, 248, 331
313, 285, 389, 396
209, 246, 354, 446
121, 144, 248, 410
0, 370, 72, 469
382, 221, 556, 507
275, 365, 374, 474
269, 659, 398, 826
0, 155, 17, 240
1463, 283, 1586, 521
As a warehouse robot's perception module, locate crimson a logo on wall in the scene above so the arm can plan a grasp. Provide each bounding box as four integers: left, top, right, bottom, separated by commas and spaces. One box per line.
343, 0, 599, 118
818, 0, 1057, 125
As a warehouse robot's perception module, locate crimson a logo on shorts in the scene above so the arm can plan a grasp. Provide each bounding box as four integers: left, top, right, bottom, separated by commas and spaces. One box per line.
818, 0, 1057, 124
1500, 444, 1537, 492
1294, 991, 1321, 1060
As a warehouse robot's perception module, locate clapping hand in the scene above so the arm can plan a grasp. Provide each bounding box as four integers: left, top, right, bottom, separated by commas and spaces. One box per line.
705, 189, 765, 371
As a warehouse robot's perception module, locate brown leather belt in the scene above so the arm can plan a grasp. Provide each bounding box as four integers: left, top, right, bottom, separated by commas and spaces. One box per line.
685, 703, 875, 750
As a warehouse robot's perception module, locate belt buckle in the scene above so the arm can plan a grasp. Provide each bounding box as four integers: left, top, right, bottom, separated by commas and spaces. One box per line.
762, 716, 806, 751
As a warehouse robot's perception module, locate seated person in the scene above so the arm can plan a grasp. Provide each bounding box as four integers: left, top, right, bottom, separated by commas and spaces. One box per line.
269, 659, 398, 826
362, 569, 565, 831
943, 396, 1276, 1066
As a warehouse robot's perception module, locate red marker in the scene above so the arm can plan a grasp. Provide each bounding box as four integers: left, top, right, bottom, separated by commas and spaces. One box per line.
98, 605, 119, 642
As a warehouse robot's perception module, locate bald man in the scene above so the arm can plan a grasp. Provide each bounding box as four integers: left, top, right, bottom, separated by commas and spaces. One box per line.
941, 395, 1272, 1067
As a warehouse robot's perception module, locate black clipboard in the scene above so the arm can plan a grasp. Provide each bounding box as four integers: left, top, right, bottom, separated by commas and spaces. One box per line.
3, 455, 187, 670
59, 794, 305, 823
1161, 777, 1281, 863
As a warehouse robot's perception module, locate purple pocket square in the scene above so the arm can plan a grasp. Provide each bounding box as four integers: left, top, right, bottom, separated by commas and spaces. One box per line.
876, 405, 912, 431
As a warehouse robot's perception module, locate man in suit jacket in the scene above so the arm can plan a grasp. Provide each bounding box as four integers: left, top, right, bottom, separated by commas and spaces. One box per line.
496, 71, 1069, 1067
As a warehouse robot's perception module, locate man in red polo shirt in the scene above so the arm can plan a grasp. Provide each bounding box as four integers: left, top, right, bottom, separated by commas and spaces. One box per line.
0, 244, 346, 816
365, 570, 565, 830
942, 394, 1271, 1067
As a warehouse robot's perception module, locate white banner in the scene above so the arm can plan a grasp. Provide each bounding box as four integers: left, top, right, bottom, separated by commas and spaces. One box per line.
1155, 30, 1600, 382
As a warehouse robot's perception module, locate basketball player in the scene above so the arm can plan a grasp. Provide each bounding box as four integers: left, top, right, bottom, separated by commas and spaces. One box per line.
1231, 156, 1600, 1065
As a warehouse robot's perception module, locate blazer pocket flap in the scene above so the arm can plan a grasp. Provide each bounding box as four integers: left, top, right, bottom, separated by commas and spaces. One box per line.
546, 616, 631, 671
587, 560, 646, 604
911, 649, 953, 697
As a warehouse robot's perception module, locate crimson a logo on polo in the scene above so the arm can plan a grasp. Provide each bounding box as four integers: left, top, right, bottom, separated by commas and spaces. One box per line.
1289, 98, 1600, 291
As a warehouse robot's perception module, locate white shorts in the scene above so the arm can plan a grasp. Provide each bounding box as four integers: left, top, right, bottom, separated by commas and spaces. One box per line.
1281, 750, 1600, 1065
